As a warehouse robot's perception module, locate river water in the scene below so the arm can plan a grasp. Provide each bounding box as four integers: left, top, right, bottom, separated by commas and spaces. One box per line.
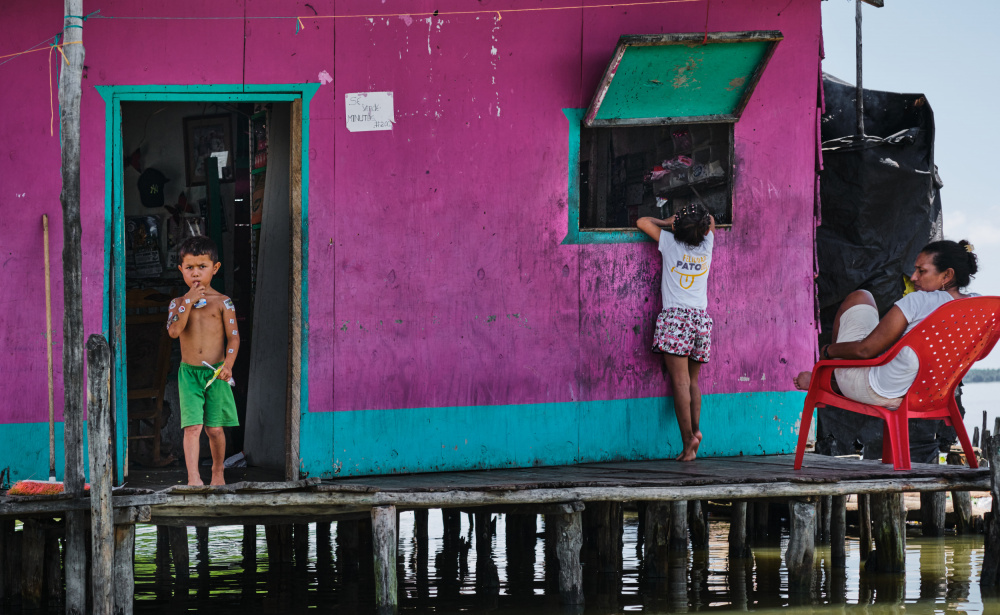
128, 511, 999, 614
962, 381, 1000, 439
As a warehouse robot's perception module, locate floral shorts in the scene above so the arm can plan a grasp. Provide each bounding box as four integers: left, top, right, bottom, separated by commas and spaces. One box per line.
652, 307, 713, 363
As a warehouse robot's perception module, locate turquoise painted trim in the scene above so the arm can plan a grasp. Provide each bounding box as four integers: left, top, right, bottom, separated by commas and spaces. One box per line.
97, 83, 317, 482
0, 421, 91, 483
301, 390, 806, 478
561, 108, 654, 246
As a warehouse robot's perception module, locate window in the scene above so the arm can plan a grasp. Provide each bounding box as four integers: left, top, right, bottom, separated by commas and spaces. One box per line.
563, 31, 782, 243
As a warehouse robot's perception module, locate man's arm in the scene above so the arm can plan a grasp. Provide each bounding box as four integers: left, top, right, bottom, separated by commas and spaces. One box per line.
219, 297, 240, 382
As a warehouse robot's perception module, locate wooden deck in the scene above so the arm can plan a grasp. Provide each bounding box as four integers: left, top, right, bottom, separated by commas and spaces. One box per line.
0, 453, 987, 526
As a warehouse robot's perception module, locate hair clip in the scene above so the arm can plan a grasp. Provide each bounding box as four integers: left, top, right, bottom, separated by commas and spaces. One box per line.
965, 243, 975, 253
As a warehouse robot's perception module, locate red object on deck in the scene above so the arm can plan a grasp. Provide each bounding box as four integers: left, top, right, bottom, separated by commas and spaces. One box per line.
795, 296, 1000, 471
6, 480, 91, 496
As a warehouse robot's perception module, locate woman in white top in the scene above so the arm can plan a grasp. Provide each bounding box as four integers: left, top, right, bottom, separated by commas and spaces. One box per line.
793, 239, 980, 407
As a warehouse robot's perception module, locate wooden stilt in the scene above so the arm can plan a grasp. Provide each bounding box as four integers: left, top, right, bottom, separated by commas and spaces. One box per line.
785, 498, 816, 591
504, 513, 535, 598
820, 495, 833, 544
168, 527, 189, 581
87, 335, 113, 615
337, 520, 360, 577
981, 434, 1000, 588
728, 501, 750, 560
196, 526, 210, 566
669, 500, 688, 552
5, 526, 23, 603
315, 522, 331, 566
975, 426, 981, 448
689, 500, 709, 550
948, 452, 975, 534
920, 491, 946, 537
413, 510, 430, 599
371, 505, 398, 615
552, 510, 584, 606
243, 525, 257, 569
752, 501, 769, 544
868, 493, 905, 573
113, 522, 135, 615
21, 519, 46, 610
475, 510, 500, 599
859, 494, 873, 559
831, 495, 847, 568
0, 519, 10, 601
293, 524, 309, 566
642, 501, 670, 579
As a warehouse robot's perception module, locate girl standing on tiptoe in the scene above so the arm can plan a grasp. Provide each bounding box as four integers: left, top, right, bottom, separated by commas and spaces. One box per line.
637, 203, 715, 461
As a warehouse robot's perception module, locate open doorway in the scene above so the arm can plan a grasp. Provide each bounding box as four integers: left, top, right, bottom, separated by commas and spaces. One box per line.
118, 99, 297, 481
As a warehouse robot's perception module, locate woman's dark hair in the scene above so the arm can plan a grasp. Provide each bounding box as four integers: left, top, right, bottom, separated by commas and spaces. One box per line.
673, 202, 712, 247
921, 239, 978, 290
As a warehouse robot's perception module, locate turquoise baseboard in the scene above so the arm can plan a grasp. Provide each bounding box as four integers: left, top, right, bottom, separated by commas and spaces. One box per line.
0, 421, 90, 484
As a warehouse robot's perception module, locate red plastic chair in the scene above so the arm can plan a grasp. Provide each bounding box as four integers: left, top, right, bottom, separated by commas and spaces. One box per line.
794, 296, 1000, 471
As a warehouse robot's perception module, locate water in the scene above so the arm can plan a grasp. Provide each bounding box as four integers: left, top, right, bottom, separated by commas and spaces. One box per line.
962, 381, 1000, 438
120, 511, 998, 614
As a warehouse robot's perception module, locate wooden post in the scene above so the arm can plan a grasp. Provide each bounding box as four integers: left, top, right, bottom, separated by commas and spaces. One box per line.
859, 494, 873, 559
505, 513, 536, 598
831, 495, 847, 568
196, 527, 209, 570
294, 524, 309, 566
868, 493, 905, 573
948, 452, 975, 534
113, 523, 135, 615
60, 4, 87, 609
820, 495, 833, 544
475, 510, 500, 599
168, 527, 189, 581
921, 491, 946, 537
337, 520, 360, 578
786, 499, 816, 591
669, 500, 688, 552
981, 434, 1000, 587
728, 501, 750, 560
87, 334, 114, 615
689, 500, 709, 550
854, 0, 865, 136
552, 511, 584, 606
21, 520, 46, 610
4, 527, 22, 602
371, 505, 398, 615
44, 523, 62, 607
642, 501, 671, 579
242, 525, 257, 569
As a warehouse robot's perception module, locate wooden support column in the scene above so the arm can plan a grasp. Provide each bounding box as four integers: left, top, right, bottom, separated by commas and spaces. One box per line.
242, 525, 257, 569
265, 525, 293, 566
819, 495, 833, 544
414, 509, 430, 599
642, 501, 670, 579
21, 520, 46, 610
948, 452, 975, 534
44, 523, 62, 607
4, 525, 22, 603
859, 494, 873, 559
728, 501, 750, 560
315, 522, 331, 565
113, 522, 135, 615
785, 499, 816, 591
552, 511, 584, 606
294, 524, 309, 566
831, 495, 847, 568
371, 505, 398, 615
669, 500, 688, 552
168, 527, 189, 581
921, 491, 946, 537
689, 500, 709, 550
87, 334, 113, 615
0, 519, 9, 601
868, 493, 906, 573
337, 520, 360, 578
475, 510, 500, 603
981, 434, 1000, 588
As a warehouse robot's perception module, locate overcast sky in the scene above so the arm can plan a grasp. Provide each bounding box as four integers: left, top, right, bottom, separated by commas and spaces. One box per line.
821, 0, 1000, 368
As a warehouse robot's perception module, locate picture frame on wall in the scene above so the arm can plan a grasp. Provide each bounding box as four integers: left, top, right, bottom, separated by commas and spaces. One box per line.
183, 114, 234, 186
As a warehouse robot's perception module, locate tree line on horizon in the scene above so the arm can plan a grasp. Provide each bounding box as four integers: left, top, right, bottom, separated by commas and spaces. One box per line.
966, 368, 1000, 383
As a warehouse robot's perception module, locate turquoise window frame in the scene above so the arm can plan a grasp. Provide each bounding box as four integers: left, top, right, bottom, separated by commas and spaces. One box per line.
96, 83, 319, 483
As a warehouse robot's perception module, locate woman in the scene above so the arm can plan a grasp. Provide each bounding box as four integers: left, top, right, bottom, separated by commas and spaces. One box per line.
793, 240, 979, 407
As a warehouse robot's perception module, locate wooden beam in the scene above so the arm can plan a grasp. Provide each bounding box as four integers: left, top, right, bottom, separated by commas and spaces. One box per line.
286, 98, 303, 482
552, 511, 584, 605
113, 524, 135, 615
87, 335, 114, 615
785, 499, 816, 591
371, 506, 398, 615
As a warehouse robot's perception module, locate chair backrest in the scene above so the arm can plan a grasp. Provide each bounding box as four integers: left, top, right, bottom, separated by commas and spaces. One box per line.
902, 296, 1000, 413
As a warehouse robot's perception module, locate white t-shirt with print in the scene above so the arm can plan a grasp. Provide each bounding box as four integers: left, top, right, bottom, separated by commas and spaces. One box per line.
658, 230, 714, 311
868, 290, 978, 399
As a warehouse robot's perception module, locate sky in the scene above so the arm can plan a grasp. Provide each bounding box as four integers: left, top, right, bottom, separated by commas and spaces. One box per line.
821, 0, 1000, 368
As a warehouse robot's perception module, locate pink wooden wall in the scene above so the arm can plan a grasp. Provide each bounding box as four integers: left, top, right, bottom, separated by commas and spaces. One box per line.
0, 0, 820, 427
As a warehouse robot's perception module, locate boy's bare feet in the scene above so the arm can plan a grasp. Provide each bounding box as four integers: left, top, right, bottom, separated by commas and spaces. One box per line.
210, 472, 226, 486
793, 371, 812, 391
187, 475, 205, 486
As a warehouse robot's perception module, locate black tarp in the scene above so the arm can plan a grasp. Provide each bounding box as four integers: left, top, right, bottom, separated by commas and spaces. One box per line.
815, 74, 951, 463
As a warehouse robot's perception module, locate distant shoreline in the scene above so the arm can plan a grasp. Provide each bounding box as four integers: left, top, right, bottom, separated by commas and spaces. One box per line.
967, 368, 1000, 383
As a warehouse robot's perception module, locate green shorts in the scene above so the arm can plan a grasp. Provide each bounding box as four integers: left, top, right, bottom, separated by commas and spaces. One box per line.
178, 362, 239, 429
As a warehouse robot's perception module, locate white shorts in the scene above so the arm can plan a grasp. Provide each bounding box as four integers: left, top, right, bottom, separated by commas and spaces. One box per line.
833, 304, 903, 409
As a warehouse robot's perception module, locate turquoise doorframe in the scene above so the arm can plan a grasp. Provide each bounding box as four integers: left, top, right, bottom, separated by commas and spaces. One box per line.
95, 84, 319, 483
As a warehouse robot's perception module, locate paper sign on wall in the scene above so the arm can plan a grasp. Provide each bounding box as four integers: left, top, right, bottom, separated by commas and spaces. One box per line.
345, 92, 394, 132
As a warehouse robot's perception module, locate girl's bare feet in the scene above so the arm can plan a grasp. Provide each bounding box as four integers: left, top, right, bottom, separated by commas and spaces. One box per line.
793, 371, 812, 391
676, 432, 703, 462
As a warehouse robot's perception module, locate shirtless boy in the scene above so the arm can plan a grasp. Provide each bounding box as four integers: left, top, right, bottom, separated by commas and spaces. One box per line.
166, 236, 240, 486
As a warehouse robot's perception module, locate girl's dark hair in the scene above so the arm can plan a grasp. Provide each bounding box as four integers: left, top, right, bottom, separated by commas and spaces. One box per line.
673, 202, 712, 247
921, 239, 978, 289
178, 235, 219, 263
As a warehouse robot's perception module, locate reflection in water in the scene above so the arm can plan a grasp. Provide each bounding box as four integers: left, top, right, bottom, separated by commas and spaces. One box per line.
121, 510, 1000, 614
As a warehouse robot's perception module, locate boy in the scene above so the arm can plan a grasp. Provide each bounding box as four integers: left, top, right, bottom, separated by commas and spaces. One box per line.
166, 236, 240, 485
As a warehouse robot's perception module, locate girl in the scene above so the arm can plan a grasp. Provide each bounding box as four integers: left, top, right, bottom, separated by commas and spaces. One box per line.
637, 204, 715, 461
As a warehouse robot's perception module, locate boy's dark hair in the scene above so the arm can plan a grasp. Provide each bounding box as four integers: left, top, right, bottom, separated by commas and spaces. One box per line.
673, 202, 712, 247
178, 235, 219, 263
921, 239, 978, 290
